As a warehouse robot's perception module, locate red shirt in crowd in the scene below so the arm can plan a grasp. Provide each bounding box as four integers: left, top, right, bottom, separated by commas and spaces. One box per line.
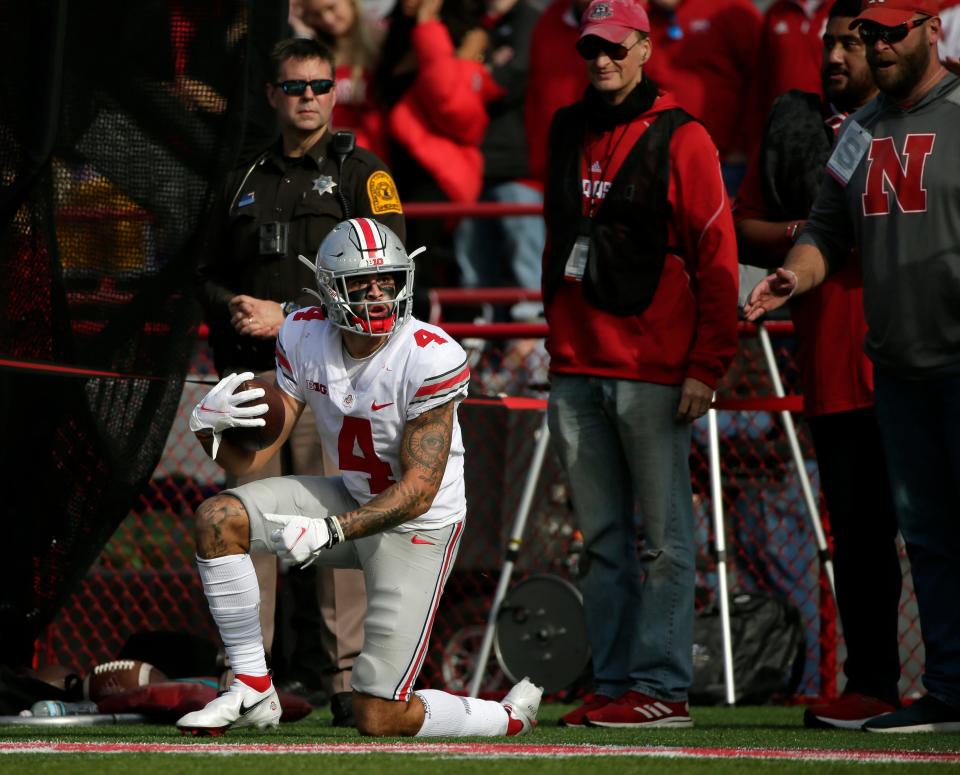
748, 0, 831, 144
525, 0, 590, 185
333, 64, 388, 161
644, 0, 762, 160
545, 90, 739, 390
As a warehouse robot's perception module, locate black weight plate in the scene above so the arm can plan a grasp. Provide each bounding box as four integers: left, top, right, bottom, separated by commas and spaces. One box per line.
494, 574, 590, 694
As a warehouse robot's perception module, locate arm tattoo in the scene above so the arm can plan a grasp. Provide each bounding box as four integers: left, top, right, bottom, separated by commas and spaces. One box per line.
337, 401, 455, 540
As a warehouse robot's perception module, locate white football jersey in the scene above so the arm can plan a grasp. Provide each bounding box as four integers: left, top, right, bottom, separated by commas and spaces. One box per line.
274, 309, 469, 530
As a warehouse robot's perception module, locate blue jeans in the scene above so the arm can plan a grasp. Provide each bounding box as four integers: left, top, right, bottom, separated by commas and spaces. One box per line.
873, 371, 960, 708
547, 374, 696, 701
453, 181, 545, 291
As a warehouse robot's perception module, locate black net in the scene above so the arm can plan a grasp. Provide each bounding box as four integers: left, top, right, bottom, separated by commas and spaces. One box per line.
0, 0, 284, 663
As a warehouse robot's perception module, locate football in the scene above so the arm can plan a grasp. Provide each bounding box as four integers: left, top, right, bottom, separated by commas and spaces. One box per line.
82, 659, 167, 701
222, 377, 286, 451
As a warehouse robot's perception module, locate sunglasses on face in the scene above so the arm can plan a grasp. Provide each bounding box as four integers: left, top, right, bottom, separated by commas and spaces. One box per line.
859, 16, 929, 46
275, 78, 334, 96
576, 35, 640, 61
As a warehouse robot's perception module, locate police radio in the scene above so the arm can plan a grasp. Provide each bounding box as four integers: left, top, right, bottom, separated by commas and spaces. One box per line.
332, 130, 356, 219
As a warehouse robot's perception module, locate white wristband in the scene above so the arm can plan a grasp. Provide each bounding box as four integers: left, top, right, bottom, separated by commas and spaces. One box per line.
783, 269, 799, 299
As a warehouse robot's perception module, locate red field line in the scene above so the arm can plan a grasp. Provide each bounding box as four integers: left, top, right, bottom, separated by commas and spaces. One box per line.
1, 741, 959, 764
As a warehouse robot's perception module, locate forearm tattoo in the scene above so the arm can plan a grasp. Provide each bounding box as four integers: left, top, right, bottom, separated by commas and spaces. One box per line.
337, 401, 454, 539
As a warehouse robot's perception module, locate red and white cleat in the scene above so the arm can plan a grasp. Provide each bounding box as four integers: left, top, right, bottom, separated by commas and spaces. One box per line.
177, 677, 281, 736
501, 677, 543, 736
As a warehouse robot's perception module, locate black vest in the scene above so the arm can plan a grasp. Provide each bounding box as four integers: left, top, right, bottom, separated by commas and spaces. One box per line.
759, 90, 834, 219
543, 99, 694, 316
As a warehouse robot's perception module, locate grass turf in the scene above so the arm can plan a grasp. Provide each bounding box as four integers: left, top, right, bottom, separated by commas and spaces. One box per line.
0, 703, 958, 774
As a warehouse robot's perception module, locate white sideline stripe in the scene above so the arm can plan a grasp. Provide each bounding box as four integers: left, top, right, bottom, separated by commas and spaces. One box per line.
1, 742, 960, 764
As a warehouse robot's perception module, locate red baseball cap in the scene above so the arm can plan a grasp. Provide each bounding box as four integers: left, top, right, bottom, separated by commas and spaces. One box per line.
850, 0, 939, 28
579, 0, 651, 43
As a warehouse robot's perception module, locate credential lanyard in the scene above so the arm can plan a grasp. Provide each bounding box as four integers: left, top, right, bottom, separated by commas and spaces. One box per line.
565, 123, 630, 281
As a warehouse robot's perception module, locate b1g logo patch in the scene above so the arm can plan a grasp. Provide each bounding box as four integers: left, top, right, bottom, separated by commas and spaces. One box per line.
367, 171, 403, 215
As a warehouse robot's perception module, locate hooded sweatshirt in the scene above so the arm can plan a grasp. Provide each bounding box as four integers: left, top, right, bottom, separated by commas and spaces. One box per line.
544, 85, 739, 389
800, 74, 960, 378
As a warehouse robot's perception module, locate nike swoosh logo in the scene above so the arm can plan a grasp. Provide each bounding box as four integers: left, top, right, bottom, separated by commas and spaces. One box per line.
290, 527, 307, 549
239, 695, 272, 715
200, 403, 228, 414
371, 401, 395, 411
411, 535, 435, 545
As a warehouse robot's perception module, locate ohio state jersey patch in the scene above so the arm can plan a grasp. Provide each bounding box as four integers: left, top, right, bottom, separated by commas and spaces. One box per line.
367, 171, 403, 215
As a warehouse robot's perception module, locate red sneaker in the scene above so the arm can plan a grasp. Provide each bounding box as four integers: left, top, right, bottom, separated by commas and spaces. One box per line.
803, 692, 897, 730
584, 690, 693, 728
558, 694, 616, 727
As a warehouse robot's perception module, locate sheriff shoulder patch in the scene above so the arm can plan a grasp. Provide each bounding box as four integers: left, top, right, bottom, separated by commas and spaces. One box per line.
366, 170, 403, 215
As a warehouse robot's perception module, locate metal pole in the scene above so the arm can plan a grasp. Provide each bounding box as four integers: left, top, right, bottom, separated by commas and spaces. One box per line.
468, 412, 552, 698
757, 324, 837, 600
707, 407, 737, 705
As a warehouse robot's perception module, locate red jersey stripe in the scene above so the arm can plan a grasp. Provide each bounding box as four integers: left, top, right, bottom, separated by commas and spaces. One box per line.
396, 521, 464, 700
414, 365, 471, 398
275, 344, 293, 374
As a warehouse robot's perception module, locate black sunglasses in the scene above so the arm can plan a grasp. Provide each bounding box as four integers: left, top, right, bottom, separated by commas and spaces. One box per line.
576, 35, 641, 61
859, 16, 929, 46
275, 78, 334, 96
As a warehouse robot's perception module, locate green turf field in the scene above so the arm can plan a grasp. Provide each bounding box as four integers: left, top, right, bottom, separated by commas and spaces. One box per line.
1, 704, 958, 774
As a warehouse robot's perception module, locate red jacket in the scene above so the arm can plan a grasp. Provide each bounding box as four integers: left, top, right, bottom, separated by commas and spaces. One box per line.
645, 0, 761, 159
545, 91, 739, 389
387, 21, 502, 203
525, 0, 589, 185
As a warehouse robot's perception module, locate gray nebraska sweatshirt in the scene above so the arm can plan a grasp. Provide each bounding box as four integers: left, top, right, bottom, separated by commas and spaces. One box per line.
799, 73, 960, 379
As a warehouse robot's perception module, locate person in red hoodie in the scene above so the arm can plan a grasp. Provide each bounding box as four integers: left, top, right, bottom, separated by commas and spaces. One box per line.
542, 0, 739, 729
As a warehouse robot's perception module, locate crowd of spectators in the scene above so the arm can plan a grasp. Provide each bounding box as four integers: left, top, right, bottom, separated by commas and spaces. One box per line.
270, 0, 960, 296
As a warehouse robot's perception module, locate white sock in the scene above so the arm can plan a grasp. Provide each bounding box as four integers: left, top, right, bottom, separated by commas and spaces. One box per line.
414, 690, 508, 736
197, 554, 268, 677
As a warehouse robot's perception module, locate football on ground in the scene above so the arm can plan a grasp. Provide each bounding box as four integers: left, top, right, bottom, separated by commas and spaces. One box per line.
222, 377, 285, 451
82, 659, 167, 701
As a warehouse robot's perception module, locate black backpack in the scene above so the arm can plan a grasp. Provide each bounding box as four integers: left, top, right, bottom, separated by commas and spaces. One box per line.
691, 591, 806, 704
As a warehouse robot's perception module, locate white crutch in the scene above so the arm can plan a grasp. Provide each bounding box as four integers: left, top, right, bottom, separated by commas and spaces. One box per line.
707, 406, 738, 705
757, 323, 837, 601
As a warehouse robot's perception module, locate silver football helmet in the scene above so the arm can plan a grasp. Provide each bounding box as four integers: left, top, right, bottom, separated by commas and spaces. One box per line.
298, 218, 424, 336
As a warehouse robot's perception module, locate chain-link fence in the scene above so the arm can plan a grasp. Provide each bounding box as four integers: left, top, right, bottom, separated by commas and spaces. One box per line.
36, 320, 922, 703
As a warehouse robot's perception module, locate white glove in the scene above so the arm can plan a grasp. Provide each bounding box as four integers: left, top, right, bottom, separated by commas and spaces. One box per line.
265, 513, 333, 567
189, 371, 267, 459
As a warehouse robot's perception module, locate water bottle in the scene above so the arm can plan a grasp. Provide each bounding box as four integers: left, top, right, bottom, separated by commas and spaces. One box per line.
30, 700, 99, 717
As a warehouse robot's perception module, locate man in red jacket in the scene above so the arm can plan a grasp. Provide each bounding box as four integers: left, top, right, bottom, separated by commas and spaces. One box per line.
542, 0, 739, 729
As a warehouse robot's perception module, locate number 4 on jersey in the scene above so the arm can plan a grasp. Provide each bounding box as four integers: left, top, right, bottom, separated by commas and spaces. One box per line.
414, 329, 447, 348
338, 416, 396, 494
